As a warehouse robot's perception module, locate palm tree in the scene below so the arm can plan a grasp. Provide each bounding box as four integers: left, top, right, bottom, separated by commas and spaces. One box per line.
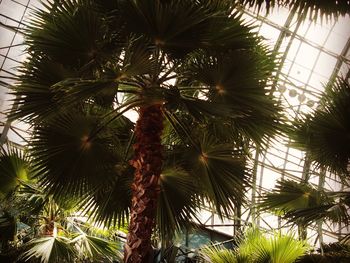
16, 184, 123, 263
10, 0, 284, 262
0, 145, 123, 263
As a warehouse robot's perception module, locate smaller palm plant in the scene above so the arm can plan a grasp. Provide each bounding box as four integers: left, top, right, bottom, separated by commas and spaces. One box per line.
201, 227, 309, 263
0, 145, 123, 263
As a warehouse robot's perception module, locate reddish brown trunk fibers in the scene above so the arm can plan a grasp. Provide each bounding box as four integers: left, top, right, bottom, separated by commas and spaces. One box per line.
124, 104, 164, 263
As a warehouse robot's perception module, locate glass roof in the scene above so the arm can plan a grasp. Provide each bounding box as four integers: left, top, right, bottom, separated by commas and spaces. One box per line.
1, 0, 349, 248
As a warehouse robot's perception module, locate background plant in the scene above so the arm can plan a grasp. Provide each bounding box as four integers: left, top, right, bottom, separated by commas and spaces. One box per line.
201, 227, 309, 263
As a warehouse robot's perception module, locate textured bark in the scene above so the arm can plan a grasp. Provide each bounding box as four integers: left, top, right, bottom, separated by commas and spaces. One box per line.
124, 104, 164, 263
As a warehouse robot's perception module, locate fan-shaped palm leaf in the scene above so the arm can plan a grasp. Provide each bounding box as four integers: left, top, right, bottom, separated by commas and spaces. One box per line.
25, 0, 122, 69
177, 46, 282, 146
201, 228, 308, 263
72, 233, 122, 261
82, 167, 133, 228
11, 57, 76, 121
157, 167, 200, 243
30, 109, 134, 197
291, 77, 350, 175
20, 236, 76, 263
201, 244, 239, 262
259, 180, 350, 226
247, 231, 308, 263
0, 144, 34, 197
239, 0, 350, 20
167, 134, 250, 218
238, 228, 308, 263
11, 0, 124, 120
120, 0, 245, 58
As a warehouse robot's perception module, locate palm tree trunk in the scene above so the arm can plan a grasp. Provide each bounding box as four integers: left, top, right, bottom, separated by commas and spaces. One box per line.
124, 104, 164, 263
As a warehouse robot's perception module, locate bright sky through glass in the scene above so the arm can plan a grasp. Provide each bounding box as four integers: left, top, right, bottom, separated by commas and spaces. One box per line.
239, 6, 350, 245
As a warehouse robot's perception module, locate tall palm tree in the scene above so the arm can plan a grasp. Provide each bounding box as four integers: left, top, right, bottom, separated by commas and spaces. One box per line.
11, 0, 283, 262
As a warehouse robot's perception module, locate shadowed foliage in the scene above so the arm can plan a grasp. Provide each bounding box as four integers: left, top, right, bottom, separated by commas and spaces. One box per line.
291, 76, 350, 176
259, 180, 350, 227
238, 0, 350, 20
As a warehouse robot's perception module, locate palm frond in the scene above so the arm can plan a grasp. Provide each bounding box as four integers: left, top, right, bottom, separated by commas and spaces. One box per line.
238, 228, 308, 263
259, 180, 323, 212
167, 135, 250, 218
0, 144, 33, 197
291, 76, 350, 175
72, 233, 122, 261
259, 180, 350, 226
20, 236, 76, 263
176, 44, 283, 147
201, 9, 259, 52
238, 0, 350, 20
29, 109, 134, 197
162, 113, 251, 218
11, 0, 126, 120
25, 0, 123, 69
265, 233, 309, 263
10, 57, 76, 121
201, 244, 239, 263
83, 166, 133, 228
120, 0, 219, 58
201, 228, 308, 263
157, 167, 200, 242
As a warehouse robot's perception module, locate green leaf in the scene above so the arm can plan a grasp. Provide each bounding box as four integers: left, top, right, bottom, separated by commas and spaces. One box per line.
29, 109, 134, 197
72, 234, 122, 261
201, 228, 308, 263
239, 0, 350, 21
259, 180, 350, 226
0, 144, 33, 197
291, 77, 350, 175
83, 166, 133, 228
157, 167, 200, 242
176, 45, 284, 146
20, 236, 76, 263
168, 134, 250, 218
25, 0, 123, 69
201, 244, 239, 263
